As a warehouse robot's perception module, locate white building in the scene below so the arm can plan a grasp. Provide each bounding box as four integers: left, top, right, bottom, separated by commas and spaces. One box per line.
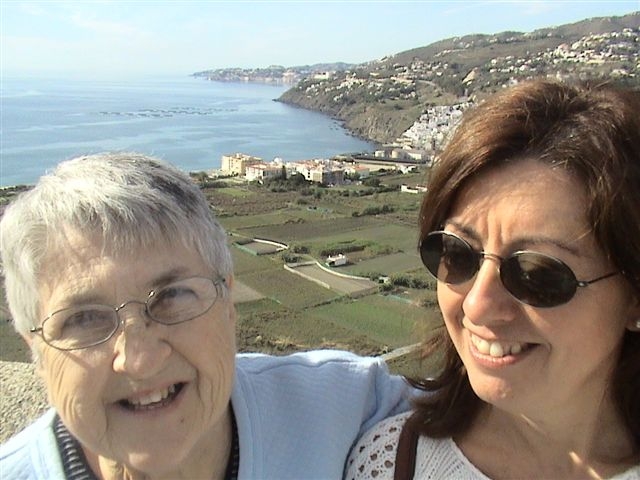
245, 162, 285, 182
221, 153, 263, 176
290, 159, 345, 185
326, 254, 347, 266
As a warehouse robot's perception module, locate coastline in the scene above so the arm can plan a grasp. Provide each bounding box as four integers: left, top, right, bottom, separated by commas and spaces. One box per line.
2, 77, 374, 188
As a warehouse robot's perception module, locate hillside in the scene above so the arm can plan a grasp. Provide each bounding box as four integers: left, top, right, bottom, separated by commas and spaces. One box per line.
277, 12, 639, 143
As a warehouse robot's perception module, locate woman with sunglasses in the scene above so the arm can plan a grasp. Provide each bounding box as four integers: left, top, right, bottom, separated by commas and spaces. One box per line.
346, 79, 640, 479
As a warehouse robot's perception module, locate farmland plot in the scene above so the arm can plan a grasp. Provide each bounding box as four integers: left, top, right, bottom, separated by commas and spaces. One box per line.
239, 216, 377, 242
342, 252, 421, 276
237, 241, 284, 255
230, 247, 280, 275
221, 208, 338, 231
308, 295, 427, 348
312, 223, 418, 252
232, 280, 266, 304
290, 263, 377, 295
240, 267, 339, 310
236, 299, 386, 356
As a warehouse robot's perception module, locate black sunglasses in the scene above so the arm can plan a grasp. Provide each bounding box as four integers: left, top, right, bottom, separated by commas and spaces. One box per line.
419, 231, 618, 308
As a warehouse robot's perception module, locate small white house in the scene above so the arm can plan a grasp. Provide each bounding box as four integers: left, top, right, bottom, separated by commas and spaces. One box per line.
400, 184, 428, 194
326, 254, 347, 267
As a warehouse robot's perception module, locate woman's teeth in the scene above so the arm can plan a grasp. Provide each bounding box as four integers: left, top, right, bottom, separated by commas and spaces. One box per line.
471, 335, 527, 358
123, 383, 182, 410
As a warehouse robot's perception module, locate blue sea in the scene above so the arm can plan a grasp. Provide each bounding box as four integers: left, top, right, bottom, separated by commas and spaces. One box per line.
0, 76, 376, 187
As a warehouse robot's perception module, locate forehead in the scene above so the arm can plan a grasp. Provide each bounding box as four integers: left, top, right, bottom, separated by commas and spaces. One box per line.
450, 159, 588, 232
38, 229, 206, 305
448, 159, 591, 246
45, 225, 202, 261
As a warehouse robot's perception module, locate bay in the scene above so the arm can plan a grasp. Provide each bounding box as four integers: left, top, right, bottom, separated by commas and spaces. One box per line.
0, 76, 375, 187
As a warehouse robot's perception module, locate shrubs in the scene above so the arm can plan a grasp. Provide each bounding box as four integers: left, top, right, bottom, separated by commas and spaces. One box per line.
281, 252, 301, 263
389, 273, 432, 289
290, 244, 310, 254
362, 177, 381, 187
319, 240, 370, 258
263, 172, 310, 192
379, 282, 394, 292
352, 204, 395, 217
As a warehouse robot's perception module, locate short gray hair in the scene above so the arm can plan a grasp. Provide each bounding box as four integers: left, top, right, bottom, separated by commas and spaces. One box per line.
1, 152, 233, 337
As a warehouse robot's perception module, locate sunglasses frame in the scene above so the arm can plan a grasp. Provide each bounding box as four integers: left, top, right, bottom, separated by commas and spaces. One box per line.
419, 230, 618, 308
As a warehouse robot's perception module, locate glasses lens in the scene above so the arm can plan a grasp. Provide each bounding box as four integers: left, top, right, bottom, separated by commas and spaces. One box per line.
45, 306, 119, 350
148, 277, 219, 324
420, 232, 479, 284
501, 253, 578, 307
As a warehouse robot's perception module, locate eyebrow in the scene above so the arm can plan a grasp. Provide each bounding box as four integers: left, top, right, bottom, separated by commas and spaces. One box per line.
149, 267, 192, 290
443, 220, 582, 257
50, 267, 193, 311
54, 293, 108, 309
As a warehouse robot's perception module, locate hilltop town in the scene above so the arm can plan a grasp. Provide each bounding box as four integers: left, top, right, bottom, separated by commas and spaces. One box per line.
279, 12, 639, 145
195, 12, 639, 152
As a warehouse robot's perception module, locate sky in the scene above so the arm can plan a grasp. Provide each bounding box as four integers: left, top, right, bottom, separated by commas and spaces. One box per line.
1, 1, 638, 80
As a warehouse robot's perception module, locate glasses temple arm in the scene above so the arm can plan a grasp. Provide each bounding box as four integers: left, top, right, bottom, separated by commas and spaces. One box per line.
577, 271, 619, 287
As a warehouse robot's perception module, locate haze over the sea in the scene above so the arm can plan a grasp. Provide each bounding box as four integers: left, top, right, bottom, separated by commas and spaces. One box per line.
0, 76, 375, 187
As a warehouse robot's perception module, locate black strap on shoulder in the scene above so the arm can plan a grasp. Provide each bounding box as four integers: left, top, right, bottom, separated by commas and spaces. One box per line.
394, 413, 421, 480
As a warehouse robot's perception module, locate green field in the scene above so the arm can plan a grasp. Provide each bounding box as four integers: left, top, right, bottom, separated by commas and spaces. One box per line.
308, 223, 418, 252
235, 297, 388, 354
238, 216, 375, 242
308, 295, 437, 348
239, 267, 340, 309
230, 246, 281, 275
222, 208, 342, 231
342, 252, 421, 276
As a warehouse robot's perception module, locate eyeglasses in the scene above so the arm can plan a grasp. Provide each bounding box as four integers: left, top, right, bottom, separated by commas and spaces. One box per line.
31, 276, 226, 351
419, 231, 618, 308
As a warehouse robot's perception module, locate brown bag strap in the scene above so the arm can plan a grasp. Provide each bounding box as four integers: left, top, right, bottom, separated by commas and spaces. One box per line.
394, 413, 421, 480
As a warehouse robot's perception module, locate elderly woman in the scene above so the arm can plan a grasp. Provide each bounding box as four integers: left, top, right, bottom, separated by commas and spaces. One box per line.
0, 153, 410, 479
346, 80, 640, 479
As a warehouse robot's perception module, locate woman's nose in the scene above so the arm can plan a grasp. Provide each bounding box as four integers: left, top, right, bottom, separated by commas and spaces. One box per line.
112, 305, 172, 379
461, 258, 518, 325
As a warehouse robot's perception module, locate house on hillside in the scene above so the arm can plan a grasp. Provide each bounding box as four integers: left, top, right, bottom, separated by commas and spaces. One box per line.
326, 254, 347, 267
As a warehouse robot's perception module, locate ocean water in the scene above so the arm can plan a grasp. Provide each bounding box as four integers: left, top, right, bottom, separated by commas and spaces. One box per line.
0, 76, 375, 187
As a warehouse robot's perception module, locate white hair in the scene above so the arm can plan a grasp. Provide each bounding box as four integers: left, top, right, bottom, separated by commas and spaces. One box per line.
0, 152, 233, 338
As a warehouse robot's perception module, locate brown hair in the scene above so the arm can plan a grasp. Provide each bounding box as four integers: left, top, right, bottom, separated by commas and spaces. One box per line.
410, 79, 640, 448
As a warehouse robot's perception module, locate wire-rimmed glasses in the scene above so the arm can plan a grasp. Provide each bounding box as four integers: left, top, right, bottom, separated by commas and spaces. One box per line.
30, 276, 226, 351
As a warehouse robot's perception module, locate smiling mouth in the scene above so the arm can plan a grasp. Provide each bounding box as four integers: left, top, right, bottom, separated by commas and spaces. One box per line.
119, 383, 185, 411
470, 334, 533, 359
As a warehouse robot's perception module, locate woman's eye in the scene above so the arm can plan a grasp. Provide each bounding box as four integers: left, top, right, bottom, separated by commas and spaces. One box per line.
153, 286, 195, 306
62, 310, 112, 330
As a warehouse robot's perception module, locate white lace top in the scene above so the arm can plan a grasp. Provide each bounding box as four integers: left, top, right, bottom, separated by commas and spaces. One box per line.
345, 412, 640, 480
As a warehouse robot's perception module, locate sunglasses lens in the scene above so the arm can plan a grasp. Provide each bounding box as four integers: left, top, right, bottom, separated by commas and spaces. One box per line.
420, 232, 478, 284
501, 253, 578, 307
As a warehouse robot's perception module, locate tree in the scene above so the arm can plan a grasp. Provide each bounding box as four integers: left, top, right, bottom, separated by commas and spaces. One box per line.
362, 177, 381, 187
